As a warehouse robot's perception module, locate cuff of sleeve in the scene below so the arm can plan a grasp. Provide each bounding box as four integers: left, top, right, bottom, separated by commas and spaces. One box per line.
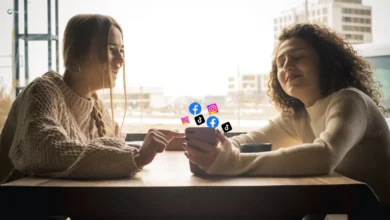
206, 139, 239, 175
99, 137, 127, 149
130, 148, 143, 172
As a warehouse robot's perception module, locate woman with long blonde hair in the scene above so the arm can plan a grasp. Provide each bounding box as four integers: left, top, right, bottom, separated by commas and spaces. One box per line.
0, 14, 182, 183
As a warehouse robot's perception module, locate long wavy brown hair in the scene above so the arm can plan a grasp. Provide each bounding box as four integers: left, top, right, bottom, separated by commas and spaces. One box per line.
268, 23, 385, 116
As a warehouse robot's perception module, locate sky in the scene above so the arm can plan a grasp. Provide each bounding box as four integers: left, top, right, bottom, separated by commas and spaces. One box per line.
0, 0, 389, 96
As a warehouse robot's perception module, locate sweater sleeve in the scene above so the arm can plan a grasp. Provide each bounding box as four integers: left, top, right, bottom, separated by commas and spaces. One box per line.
207, 90, 368, 176
9, 80, 141, 179
229, 114, 302, 150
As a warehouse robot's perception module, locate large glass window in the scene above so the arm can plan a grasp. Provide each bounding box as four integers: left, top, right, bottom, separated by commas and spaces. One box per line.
366, 55, 390, 110
0, 0, 389, 134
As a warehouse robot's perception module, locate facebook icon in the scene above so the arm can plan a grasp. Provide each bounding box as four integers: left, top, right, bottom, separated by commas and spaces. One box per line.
206, 116, 219, 128
189, 102, 202, 115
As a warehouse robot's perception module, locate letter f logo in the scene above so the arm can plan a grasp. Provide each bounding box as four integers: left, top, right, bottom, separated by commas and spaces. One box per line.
210, 118, 216, 128
206, 116, 219, 128
192, 105, 198, 115
189, 102, 202, 115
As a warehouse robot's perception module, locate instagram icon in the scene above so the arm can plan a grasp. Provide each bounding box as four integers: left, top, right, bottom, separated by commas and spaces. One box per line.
181, 116, 190, 125
207, 103, 219, 115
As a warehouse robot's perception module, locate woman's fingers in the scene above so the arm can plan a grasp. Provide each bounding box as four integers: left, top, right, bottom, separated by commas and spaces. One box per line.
216, 129, 227, 144
186, 138, 216, 153
183, 143, 206, 158
151, 129, 170, 143
184, 152, 198, 164
145, 129, 169, 153
158, 129, 186, 141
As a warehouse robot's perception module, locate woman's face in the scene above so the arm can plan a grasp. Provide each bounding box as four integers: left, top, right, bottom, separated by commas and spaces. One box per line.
275, 37, 322, 106
82, 26, 124, 90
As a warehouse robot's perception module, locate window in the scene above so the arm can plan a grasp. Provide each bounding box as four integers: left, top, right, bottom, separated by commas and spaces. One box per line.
343, 17, 351, 22
336, 0, 362, 3
346, 34, 363, 40
343, 17, 372, 24
342, 8, 371, 16
342, 8, 352, 14
343, 25, 371, 32
242, 83, 255, 89
242, 75, 255, 81
0, 0, 388, 134
366, 56, 390, 109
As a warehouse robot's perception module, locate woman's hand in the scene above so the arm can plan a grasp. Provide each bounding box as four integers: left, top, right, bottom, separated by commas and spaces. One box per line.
135, 129, 185, 168
183, 129, 227, 172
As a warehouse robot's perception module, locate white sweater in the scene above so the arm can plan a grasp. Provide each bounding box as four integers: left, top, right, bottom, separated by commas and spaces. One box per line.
207, 88, 390, 205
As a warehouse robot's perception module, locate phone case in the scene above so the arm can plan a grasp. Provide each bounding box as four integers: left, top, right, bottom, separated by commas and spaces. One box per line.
184, 127, 218, 175
184, 127, 218, 146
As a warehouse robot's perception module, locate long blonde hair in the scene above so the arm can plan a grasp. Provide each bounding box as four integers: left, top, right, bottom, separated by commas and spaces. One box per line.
62, 14, 127, 137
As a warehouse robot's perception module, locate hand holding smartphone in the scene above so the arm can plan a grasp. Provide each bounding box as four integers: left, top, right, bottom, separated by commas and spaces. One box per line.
184, 127, 218, 175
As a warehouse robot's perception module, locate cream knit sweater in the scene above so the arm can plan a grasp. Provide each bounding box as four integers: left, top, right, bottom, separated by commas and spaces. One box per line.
0, 71, 140, 183
207, 88, 390, 205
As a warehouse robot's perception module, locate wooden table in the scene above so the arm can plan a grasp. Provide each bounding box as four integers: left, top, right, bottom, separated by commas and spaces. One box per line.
0, 151, 380, 219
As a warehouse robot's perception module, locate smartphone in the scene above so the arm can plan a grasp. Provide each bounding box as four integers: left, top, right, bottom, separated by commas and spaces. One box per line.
184, 127, 218, 175
185, 127, 218, 148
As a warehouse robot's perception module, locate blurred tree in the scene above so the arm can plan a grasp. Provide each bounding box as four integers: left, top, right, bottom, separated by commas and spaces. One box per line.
0, 88, 12, 132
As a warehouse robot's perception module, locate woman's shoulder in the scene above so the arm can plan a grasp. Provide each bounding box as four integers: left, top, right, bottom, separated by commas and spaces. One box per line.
21, 71, 63, 97
333, 87, 363, 96
331, 87, 377, 106
328, 87, 384, 115
16, 71, 65, 108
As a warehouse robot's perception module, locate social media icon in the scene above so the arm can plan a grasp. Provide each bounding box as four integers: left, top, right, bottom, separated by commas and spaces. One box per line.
221, 122, 232, 133
189, 102, 202, 115
207, 103, 219, 115
206, 116, 219, 128
195, 114, 205, 125
181, 116, 190, 125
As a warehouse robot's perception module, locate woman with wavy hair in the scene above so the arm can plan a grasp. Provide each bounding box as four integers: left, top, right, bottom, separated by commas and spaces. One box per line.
184, 23, 390, 211
0, 14, 183, 184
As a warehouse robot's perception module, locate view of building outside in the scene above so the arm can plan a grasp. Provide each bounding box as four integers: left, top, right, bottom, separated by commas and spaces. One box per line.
273, 0, 373, 44
0, 0, 389, 134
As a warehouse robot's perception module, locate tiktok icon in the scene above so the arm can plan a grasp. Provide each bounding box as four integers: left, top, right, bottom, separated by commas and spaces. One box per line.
194, 114, 205, 125
221, 122, 232, 133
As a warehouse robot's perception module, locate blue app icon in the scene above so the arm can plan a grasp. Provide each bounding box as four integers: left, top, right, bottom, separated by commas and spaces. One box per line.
206, 116, 219, 128
189, 102, 202, 115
